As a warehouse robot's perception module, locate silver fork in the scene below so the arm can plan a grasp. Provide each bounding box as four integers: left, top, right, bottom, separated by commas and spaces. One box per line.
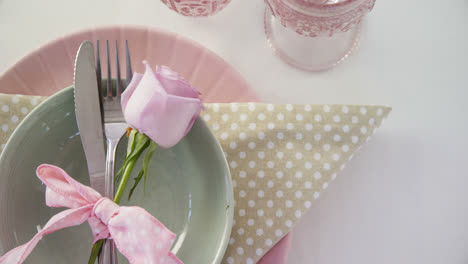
96, 40, 132, 264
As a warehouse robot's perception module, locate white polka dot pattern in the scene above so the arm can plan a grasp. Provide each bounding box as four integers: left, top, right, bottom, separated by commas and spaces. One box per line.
0, 95, 44, 150
0, 95, 391, 264
201, 103, 390, 264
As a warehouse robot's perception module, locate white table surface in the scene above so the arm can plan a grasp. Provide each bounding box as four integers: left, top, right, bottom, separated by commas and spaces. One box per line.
1, 0, 468, 263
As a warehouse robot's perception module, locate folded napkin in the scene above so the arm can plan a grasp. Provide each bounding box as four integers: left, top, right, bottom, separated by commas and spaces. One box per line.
0, 94, 391, 264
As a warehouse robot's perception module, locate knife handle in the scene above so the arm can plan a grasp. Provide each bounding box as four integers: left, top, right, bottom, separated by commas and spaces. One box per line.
99, 137, 119, 263
99, 240, 117, 264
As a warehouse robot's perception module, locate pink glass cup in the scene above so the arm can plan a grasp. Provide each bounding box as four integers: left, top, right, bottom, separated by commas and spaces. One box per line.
264, 0, 376, 71
160, 0, 232, 16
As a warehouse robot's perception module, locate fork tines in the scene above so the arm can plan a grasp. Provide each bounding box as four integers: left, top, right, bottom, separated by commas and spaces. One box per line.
95, 40, 132, 97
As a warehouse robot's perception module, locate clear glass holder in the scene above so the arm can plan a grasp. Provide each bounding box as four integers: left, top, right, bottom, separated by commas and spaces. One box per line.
264, 0, 375, 72
160, 0, 232, 16
264, 7, 361, 72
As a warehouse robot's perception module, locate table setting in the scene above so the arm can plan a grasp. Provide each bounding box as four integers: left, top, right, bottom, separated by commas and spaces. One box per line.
1, 0, 468, 264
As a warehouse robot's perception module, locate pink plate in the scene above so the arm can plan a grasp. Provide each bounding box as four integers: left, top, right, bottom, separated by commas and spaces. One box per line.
0, 25, 258, 101
0, 25, 291, 263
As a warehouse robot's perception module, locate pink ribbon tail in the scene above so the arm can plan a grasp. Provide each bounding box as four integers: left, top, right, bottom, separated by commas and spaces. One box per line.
0, 164, 183, 264
0, 206, 92, 263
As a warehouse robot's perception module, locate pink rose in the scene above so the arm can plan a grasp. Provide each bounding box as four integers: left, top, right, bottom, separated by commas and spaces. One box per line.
121, 62, 204, 148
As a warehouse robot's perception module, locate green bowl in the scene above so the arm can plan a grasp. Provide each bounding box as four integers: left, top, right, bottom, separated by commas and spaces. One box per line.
0, 87, 233, 264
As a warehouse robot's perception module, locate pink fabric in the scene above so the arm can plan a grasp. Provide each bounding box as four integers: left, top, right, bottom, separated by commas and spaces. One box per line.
258, 232, 293, 263
121, 63, 204, 149
0, 164, 182, 264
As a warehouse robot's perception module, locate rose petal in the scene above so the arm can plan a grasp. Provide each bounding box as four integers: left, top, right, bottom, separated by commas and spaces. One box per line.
138, 93, 202, 148
122, 63, 204, 148
121, 72, 143, 112
155, 66, 200, 99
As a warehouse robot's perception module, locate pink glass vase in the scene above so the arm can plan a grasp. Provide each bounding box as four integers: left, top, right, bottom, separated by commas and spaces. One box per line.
160, 0, 232, 16
264, 0, 376, 71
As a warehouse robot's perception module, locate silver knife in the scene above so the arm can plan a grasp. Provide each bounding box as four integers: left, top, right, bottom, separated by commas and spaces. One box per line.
74, 41, 106, 195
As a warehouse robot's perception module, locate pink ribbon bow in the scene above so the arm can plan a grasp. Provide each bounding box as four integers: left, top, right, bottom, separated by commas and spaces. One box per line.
0, 164, 182, 264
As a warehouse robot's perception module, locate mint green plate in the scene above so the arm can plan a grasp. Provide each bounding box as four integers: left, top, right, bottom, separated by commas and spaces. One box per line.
0, 87, 233, 264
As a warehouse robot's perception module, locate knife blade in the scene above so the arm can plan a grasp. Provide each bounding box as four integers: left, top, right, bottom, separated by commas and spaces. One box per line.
74, 41, 106, 195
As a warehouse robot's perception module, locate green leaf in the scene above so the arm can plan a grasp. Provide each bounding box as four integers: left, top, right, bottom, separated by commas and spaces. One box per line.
115, 132, 150, 185
128, 169, 144, 200
126, 129, 138, 157
115, 160, 127, 184
127, 141, 157, 200
113, 155, 139, 204
115, 129, 137, 185
115, 154, 136, 185
126, 132, 150, 161
142, 141, 157, 192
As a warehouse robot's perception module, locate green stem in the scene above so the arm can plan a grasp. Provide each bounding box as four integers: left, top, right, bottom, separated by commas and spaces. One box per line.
88, 240, 104, 264
113, 158, 138, 204
87, 158, 138, 263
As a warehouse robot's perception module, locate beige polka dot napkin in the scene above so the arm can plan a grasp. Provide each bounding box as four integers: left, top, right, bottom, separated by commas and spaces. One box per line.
0, 94, 391, 264
0, 95, 45, 150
